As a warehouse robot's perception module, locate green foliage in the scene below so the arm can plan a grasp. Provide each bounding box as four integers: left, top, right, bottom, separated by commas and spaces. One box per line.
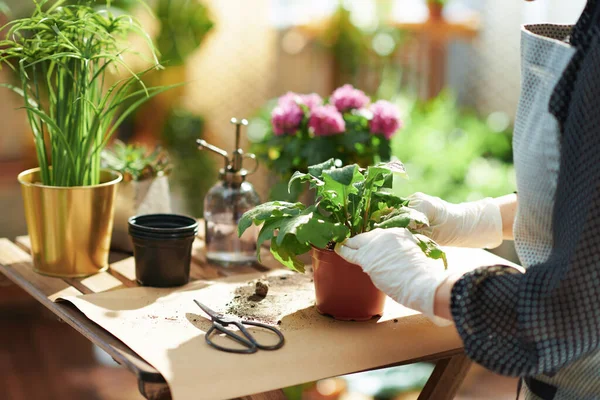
316, 4, 405, 88
239, 160, 446, 273
101, 140, 171, 181
252, 110, 391, 181
321, 6, 366, 81
415, 235, 447, 268
391, 92, 515, 203
154, 0, 214, 66
250, 100, 395, 202
162, 108, 215, 217
0, 0, 175, 186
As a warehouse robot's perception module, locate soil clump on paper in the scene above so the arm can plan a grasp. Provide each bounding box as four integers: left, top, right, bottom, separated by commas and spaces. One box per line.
225, 271, 315, 325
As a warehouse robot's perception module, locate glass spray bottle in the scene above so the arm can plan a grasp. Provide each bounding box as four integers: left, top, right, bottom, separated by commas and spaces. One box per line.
196, 118, 260, 265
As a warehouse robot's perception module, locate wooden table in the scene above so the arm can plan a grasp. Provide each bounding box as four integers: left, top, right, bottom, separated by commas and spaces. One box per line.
0, 229, 472, 400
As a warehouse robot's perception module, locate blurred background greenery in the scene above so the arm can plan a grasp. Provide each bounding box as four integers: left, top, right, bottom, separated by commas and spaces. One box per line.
390, 91, 514, 203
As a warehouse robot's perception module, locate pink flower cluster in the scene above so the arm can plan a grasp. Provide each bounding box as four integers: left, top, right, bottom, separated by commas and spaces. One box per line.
330, 84, 370, 112
369, 100, 403, 139
309, 105, 345, 136
271, 92, 305, 136
270, 84, 402, 139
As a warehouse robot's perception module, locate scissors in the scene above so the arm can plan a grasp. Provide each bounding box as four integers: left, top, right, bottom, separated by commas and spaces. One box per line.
193, 300, 285, 354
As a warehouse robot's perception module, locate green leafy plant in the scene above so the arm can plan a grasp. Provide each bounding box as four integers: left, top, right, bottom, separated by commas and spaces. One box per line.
238, 159, 447, 273
101, 140, 171, 182
0, 0, 177, 186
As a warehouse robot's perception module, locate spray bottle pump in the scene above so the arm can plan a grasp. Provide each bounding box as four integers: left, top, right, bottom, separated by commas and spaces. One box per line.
196, 118, 259, 184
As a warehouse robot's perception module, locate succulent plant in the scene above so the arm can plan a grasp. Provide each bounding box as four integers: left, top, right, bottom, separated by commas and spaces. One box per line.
101, 140, 171, 182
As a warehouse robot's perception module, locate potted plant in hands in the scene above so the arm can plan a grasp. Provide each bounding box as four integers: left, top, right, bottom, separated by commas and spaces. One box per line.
238, 159, 447, 321
101, 141, 172, 252
1, 0, 173, 277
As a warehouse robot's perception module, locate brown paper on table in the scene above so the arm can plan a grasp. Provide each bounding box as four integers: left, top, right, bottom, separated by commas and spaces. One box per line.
59, 247, 519, 400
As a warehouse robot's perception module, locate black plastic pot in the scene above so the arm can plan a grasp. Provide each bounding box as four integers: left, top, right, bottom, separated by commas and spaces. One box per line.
128, 214, 199, 287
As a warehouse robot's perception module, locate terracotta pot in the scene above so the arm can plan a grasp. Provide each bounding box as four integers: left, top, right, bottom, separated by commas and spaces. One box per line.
311, 247, 386, 321
428, 2, 444, 20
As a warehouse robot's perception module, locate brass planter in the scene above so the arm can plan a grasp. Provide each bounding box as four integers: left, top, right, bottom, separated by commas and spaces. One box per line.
18, 168, 122, 277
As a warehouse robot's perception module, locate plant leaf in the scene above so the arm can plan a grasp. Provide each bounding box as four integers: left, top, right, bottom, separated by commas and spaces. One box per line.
288, 170, 323, 193
415, 235, 448, 269
371, 190, 410, 209
369, 207, 395, 222
321, 165, 364, 209
307, 158, 336, 178
0, 83, 39, 107
374, 207, 429, 229
270, 235, 310, 273
323, 164, 362, 186
375, 160, 408, 178
275, 206, 350, 248
255, 217, 286, 260
238, 201, 304, 236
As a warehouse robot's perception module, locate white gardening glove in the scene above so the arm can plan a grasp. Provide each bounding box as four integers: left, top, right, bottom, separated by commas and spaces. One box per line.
408, 192, 503, 249
335, 228, 452, 326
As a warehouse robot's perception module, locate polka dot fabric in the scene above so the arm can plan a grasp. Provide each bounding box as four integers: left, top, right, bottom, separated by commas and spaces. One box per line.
512, 24, 573, 271
450, 6, 600, 399
550, 0, 600, 127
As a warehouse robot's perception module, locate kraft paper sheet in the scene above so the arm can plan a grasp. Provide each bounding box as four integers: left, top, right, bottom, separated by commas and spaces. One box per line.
59, 247, 519, 400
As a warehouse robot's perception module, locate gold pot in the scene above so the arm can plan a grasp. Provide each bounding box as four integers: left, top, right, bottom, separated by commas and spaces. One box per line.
18, 168, 122, 277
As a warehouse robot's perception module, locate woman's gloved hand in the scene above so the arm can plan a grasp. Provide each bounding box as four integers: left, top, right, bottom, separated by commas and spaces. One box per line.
408, 192, 503, 249
335, 228, 453, 326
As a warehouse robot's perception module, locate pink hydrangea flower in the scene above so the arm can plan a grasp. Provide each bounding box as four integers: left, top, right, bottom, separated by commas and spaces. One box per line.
369, 100, 402, 139
271, 92, 304, 135
279, 91, 323, 111
330, 84, 370, 112
299, 93, 323, 111
277, 91, 301, 108
309, 105, 345, 136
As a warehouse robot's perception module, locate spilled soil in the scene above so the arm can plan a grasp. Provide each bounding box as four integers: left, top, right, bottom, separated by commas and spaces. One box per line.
224, 270, 315, 326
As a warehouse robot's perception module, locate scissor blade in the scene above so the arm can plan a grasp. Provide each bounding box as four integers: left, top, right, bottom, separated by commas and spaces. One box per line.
193, 300, 221, 320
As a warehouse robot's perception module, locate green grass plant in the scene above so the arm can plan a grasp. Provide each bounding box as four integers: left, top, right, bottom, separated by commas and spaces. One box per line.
0, 0, 176, 186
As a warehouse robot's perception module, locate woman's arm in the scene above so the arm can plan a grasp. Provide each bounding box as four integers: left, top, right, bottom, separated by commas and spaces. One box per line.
431, 40, 600, 377
434, 274, 462, 321
494, 193, 518, 241
434, 193, 517, 320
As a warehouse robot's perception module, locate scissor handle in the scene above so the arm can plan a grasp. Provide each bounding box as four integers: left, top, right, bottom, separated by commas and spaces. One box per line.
239, 320, 285, 351
205, 320, 285, 354
205, 323, 257, 354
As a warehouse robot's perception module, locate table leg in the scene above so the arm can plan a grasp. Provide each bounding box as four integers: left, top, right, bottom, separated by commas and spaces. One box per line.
139, 381, 171, 400
137, 382, 285, 400
417, 353, 472, 400
236, 389, 287, 400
